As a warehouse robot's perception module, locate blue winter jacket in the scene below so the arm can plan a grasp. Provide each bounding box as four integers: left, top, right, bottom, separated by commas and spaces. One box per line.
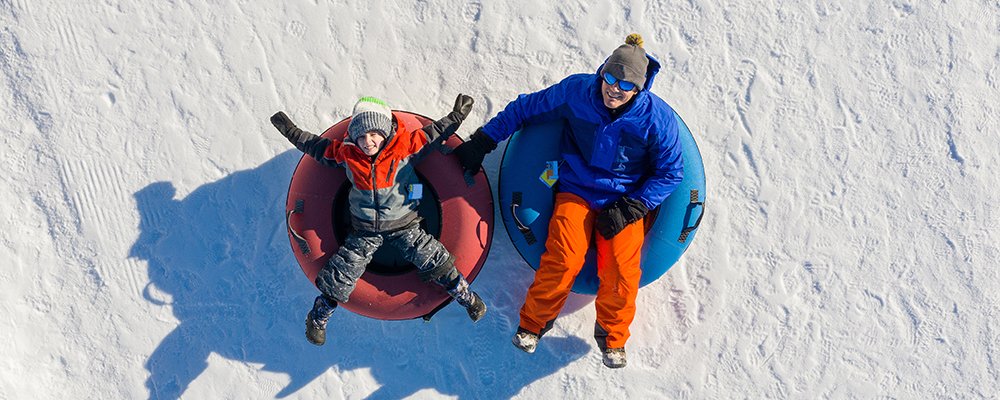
481, 55, 684, 210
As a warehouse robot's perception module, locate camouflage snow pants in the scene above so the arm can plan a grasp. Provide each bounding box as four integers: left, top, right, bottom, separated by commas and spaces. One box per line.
315, 224, 459, 303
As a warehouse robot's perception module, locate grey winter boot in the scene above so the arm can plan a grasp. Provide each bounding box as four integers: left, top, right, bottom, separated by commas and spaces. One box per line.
305, 296, 337, 346
441, 274, 487, 322
602, 347, 627, 369
512, 328, 539, 353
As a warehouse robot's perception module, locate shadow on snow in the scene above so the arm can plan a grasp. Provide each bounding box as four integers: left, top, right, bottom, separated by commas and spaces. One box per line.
129, 150, 591, 399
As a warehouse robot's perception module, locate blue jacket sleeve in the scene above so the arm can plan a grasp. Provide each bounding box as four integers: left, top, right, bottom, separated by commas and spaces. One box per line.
630, 116, 684, 210
480, 74, 587, 142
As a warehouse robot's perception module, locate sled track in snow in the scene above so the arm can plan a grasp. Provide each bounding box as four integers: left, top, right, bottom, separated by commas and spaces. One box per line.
59, 158, 144, 296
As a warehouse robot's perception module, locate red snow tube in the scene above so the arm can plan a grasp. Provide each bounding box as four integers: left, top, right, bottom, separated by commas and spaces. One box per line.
284, 111, 494, 320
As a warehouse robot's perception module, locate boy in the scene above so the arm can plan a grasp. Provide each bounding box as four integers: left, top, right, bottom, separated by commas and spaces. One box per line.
270, 95, 486, 346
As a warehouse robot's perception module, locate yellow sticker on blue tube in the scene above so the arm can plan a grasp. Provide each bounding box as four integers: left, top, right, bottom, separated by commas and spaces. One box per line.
539, 161, 559, 188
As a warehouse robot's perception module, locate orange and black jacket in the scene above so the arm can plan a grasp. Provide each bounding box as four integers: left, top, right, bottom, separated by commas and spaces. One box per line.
287, 111, 463, 232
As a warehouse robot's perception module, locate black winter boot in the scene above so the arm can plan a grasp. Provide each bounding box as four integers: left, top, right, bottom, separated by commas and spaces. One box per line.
305, 296, 337, 346
463, 292, 487, 322
440, 274, 487, 322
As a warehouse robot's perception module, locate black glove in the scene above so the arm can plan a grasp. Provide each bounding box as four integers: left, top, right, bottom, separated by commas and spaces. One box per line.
595, 197, 649, 239
451, 94, 474, 122
270, 111, 297, 138
270, 111, 314, 145
452, 128, 497, 174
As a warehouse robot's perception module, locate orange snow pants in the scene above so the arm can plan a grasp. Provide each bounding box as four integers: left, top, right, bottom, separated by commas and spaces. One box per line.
518, 192, 644, 349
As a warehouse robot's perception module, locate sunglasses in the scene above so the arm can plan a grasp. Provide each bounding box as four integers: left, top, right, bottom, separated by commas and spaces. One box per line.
602, 72, 637, 92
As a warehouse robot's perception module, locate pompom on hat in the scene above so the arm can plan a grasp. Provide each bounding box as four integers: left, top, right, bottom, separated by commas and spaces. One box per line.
347, 96, 393, 143
600, 34, 649, 90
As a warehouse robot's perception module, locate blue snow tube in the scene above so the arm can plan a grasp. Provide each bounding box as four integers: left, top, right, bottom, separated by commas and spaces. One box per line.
498, 114, 705, 295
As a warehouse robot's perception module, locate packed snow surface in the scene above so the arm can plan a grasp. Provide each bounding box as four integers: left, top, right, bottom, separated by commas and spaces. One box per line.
2, 1, 999, 398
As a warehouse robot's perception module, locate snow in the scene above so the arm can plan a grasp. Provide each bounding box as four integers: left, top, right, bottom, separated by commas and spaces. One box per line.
2, 1, 999, 398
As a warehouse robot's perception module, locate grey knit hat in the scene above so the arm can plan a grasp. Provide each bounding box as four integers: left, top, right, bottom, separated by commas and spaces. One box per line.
600, 34, 649, 90
347, 96, 393, 143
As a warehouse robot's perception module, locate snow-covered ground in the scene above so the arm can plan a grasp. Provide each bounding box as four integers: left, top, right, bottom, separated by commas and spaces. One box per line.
3, 1, 999, 398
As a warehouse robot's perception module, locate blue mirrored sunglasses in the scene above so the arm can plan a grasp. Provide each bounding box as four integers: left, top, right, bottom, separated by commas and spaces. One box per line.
602, 72, 637, 92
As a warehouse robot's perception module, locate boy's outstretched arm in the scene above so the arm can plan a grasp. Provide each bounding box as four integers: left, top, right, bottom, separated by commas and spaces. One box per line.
270, 111, 340, 167
420, 94, 474, 143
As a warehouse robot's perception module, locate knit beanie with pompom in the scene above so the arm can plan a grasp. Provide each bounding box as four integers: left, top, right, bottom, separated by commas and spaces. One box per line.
600, 34, 649, 90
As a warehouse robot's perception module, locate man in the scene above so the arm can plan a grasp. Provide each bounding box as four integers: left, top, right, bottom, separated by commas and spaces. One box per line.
454, 34, 684, 368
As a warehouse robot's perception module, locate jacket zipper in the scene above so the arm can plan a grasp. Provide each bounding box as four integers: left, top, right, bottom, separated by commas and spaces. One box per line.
386, 160, 396, 184
370, 161, 379, 230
